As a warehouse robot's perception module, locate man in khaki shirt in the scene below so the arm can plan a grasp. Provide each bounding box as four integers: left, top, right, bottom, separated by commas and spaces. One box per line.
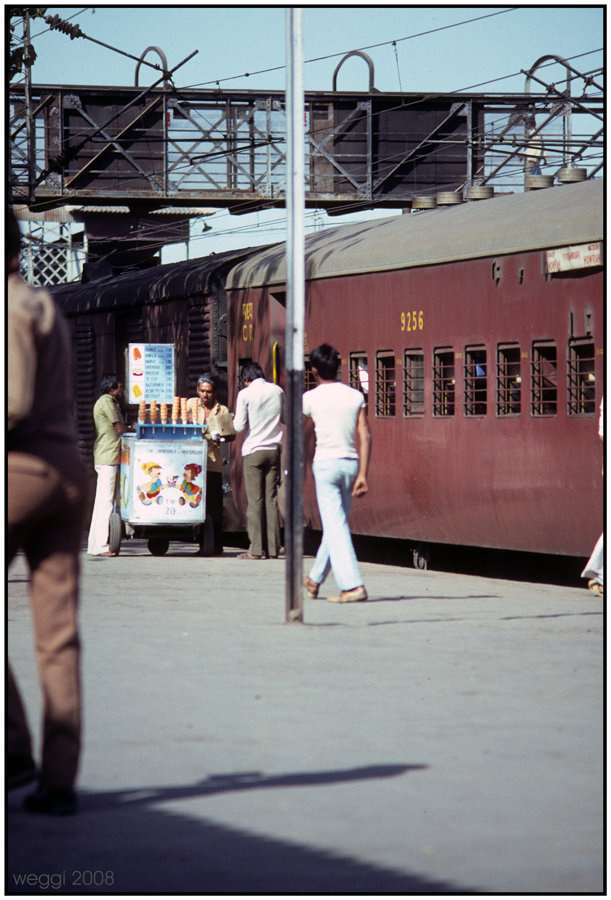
7, 209, 88, 814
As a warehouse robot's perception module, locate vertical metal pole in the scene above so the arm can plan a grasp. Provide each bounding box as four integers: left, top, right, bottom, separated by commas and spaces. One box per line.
24, 10, 35, 207
284, 8, 305, 624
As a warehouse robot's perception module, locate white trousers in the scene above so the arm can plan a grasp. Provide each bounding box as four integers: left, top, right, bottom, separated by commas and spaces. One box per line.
309, 458, 363, 591
581, 532, 604, 585
87, 464, 118, 555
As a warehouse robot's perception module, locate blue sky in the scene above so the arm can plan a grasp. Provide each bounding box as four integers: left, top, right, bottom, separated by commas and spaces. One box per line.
15, 5, 604, 259
27, 6, 603, 94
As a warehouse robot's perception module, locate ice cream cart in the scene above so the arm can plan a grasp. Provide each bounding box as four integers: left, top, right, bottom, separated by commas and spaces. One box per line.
109, 422, 212, 556
107, 341, 214, 555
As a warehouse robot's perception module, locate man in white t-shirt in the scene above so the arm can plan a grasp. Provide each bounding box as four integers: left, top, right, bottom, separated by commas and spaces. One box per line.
233, 362, 285, 559
302, 343, 372, 603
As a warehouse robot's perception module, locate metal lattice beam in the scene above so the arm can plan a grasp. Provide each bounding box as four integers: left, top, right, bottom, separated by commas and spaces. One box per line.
9, 81, 603, 213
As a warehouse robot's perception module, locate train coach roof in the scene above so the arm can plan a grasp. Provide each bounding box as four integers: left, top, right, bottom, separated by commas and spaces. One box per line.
50, 246, 264, 314
226, 179, 603, 289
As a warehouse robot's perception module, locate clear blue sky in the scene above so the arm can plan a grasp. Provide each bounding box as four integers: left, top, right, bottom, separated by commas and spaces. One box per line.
27, 6, 603, 94
16, 5, 604, 258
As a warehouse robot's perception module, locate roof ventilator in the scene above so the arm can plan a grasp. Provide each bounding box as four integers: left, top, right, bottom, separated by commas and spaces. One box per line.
466, 185, 494, 201
436, 191, 463, 206
412, 196, 437, 210
558, 167, 588, 183
525, 174, 554, 191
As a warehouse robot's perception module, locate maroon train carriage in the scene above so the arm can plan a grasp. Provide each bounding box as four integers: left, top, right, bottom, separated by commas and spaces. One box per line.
226, 179, 603, 560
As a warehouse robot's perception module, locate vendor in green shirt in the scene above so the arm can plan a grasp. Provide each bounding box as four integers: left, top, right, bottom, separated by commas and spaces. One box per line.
87, 375, 126, 556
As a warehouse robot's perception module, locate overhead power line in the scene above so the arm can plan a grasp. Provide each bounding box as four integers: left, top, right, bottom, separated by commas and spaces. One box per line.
183, 7, 519, 90
15, 8, 170, 78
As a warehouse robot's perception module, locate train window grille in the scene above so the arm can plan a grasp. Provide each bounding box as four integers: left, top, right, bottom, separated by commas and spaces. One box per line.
531, 342, 558, 416
567, 339, 596, 415
433, 349, 455, 416
375, 352, 396, 417
303, 358, 316, 392
496, 345, 521, 416
349, 352, 369, 400
464, 347, 487, 416
403, 350, 424, 417
74, 324, 97, 465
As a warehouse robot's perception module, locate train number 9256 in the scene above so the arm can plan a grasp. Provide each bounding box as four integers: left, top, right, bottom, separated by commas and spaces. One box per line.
400, 310, 424, 332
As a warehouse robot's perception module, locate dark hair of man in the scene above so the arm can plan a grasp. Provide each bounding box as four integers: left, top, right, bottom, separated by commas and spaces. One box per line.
310, 344, 340, 381
100, 374, 120, 395
241, 362, 265, 384
197, 373, 217, 391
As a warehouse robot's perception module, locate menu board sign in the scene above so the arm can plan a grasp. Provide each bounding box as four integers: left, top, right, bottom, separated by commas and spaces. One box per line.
127, 343, 175, 404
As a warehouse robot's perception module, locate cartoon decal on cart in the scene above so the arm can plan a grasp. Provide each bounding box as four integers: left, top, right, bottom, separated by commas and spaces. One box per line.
179, 463, 203, 507
135, 458, 204, 512
137, 461, 165, 505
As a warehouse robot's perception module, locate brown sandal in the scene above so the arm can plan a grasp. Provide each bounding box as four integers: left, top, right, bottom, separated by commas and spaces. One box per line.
328, 586, 368, 603
302, 577, 320, 598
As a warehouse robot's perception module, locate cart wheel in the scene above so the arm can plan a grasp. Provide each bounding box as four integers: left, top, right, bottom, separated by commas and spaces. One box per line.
198, 515, 214, 556
148, 538, 169, 556
109, 512, 122, 555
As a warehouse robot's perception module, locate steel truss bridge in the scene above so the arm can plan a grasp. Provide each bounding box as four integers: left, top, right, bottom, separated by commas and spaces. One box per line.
9, 55, 603, 215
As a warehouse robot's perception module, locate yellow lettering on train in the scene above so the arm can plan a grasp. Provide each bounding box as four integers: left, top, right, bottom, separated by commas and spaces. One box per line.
241, 303, 254, 344
400, 310, 424, 332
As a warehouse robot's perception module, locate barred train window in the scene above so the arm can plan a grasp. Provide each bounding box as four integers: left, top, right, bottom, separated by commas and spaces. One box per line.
403, 350, 424, 417
303, 354, 343, 390
349, 352, 369, 400
496, 344, 521, 416
303, 357, 316, 392
567, 339, 596, 415
464, 346, 487, 416
531, 342, 557, 416
433, 348, 455, 416
375, 351, 396, 417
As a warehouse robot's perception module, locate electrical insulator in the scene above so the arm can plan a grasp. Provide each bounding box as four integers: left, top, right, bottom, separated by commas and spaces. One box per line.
44, 14, 83, 39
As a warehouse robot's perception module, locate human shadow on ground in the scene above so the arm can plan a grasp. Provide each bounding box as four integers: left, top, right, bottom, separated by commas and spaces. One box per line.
7, 764, 483, 895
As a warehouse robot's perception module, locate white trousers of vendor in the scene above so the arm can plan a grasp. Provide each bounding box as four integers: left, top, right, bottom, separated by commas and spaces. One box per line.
87, 465, 118, 555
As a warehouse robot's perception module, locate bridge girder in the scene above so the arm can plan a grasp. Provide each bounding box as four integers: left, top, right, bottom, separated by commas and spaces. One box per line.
9, 84, 603, 213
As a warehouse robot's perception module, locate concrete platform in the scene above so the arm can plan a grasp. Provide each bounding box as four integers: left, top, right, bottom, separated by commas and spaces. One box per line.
7, 542, 604, 895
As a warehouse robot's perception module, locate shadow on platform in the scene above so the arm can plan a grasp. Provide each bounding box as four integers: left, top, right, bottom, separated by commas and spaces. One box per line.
7, 764, 481, 894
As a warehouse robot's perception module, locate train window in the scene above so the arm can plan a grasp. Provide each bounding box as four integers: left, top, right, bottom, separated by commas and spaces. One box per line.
303, 357, 317, 392
350, 352, 369, 400
531, 342, 558, 416
375, 351, 396, 417
496, 345, 521, 416
464, 347, 487, 416
567, 339, 596, 415
403, 350, 424, 417
433, 348, 455, 416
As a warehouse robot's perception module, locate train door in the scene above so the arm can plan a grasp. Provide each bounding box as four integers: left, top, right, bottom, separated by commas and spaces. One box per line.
269, 291, 286, 387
